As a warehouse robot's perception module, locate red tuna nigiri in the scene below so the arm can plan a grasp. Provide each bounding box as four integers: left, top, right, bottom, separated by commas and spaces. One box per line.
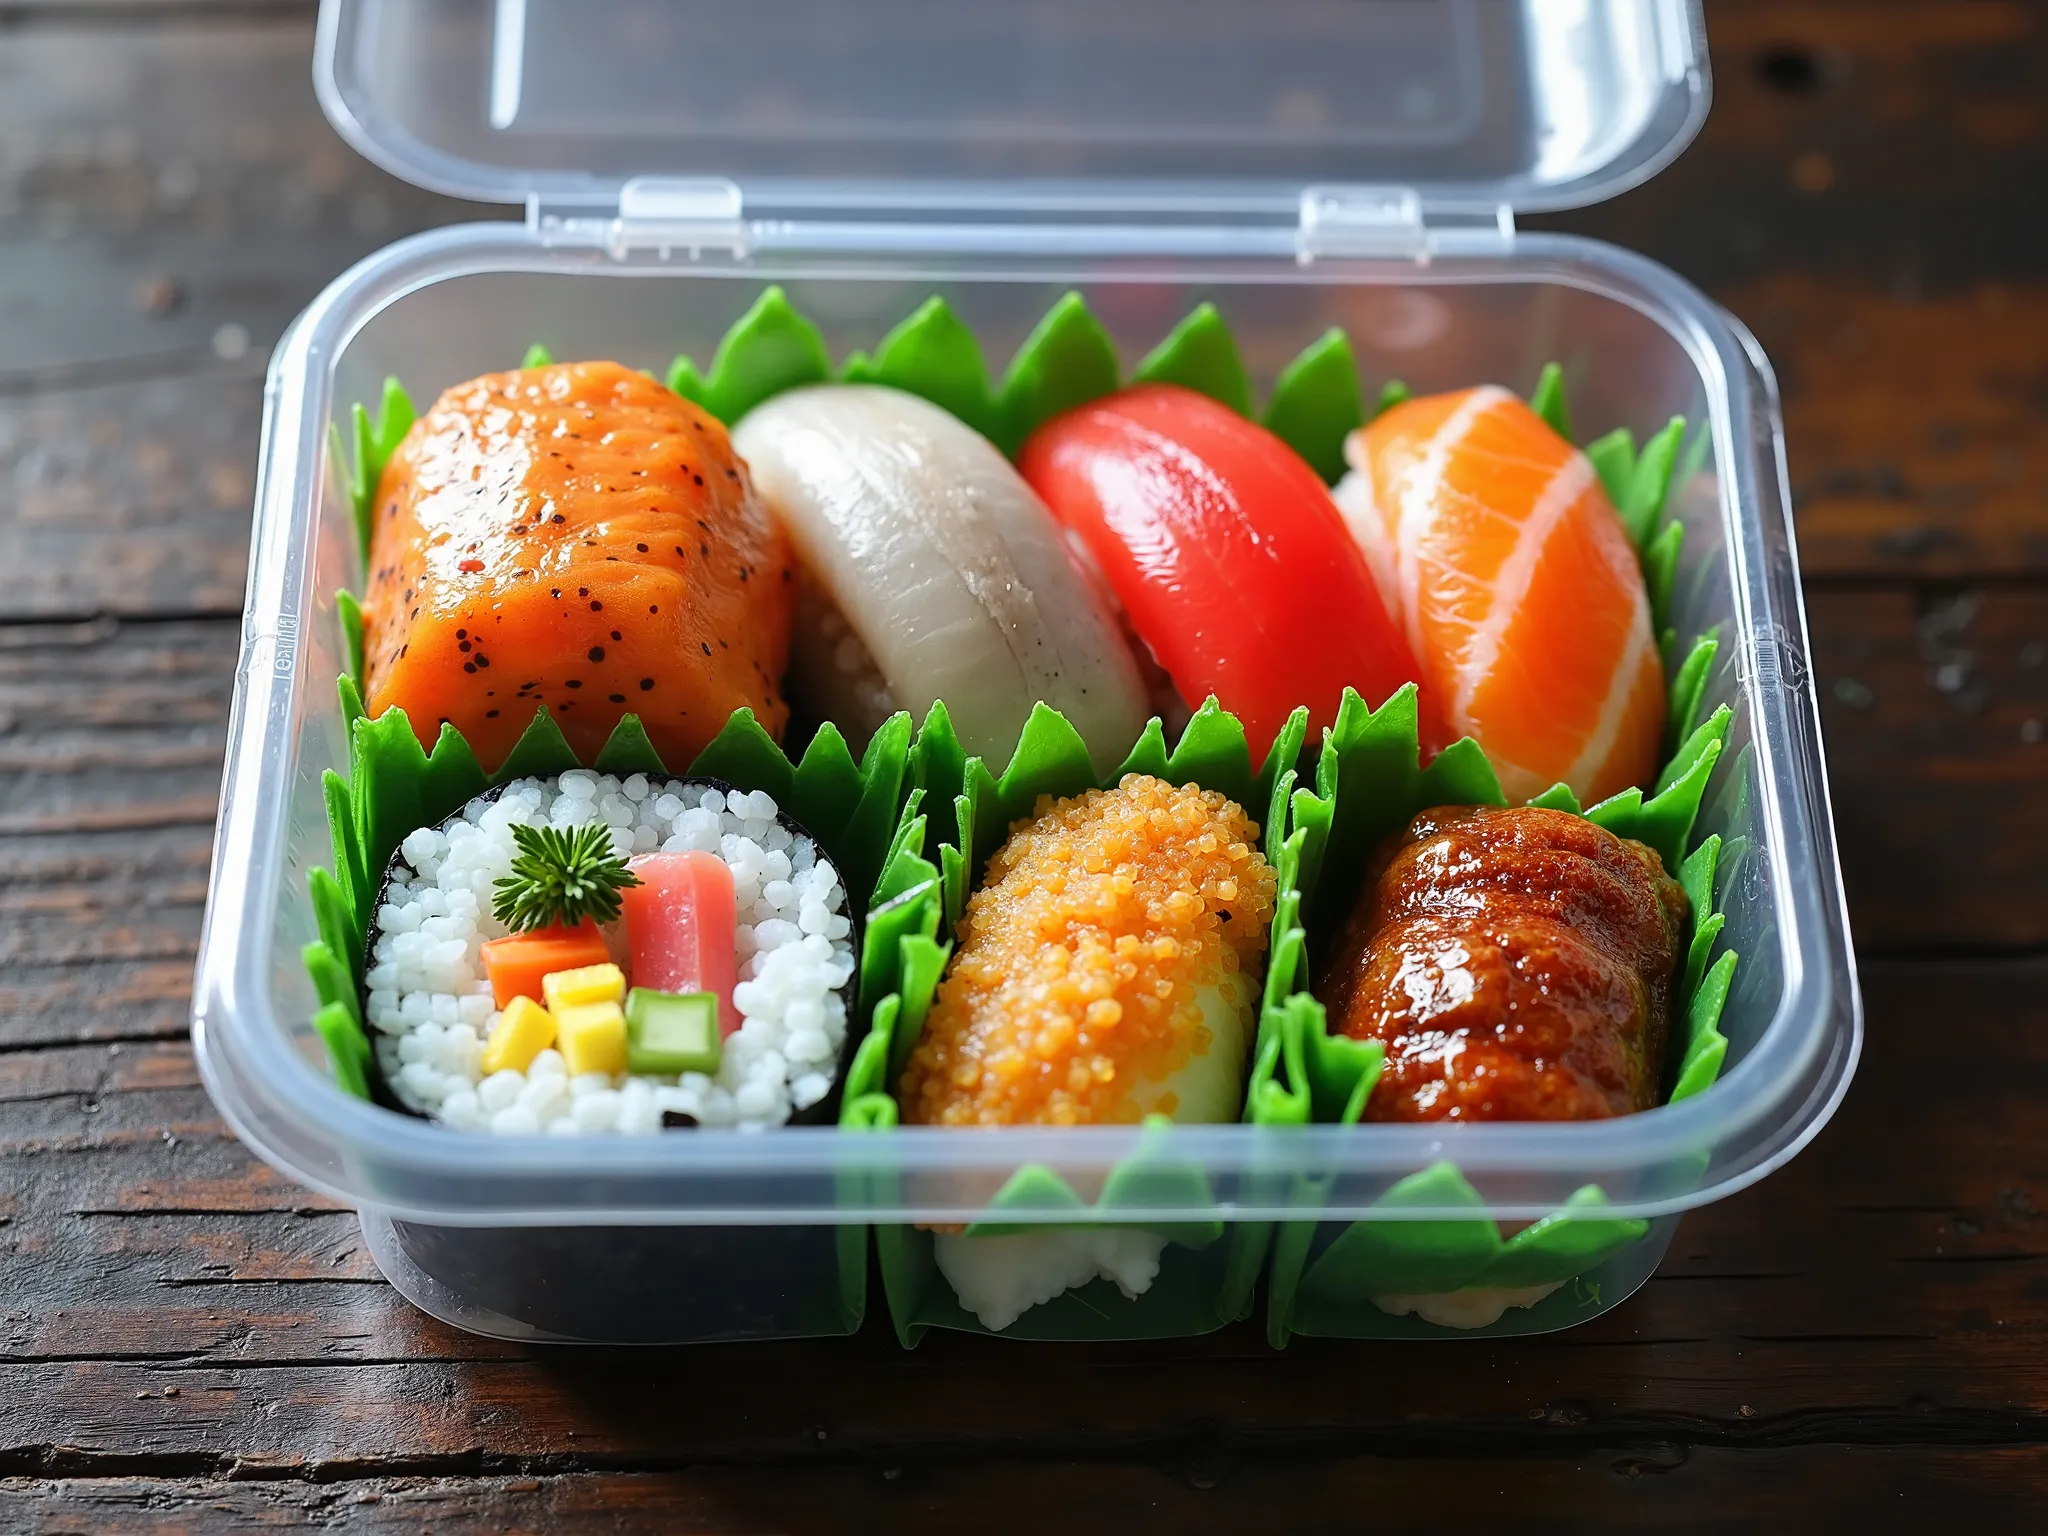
1334, 387, 1664, 806
1020, 384, 1437, 754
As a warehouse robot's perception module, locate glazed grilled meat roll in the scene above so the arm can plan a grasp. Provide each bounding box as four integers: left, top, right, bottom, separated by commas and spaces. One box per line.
1320, 805, 1687, 1122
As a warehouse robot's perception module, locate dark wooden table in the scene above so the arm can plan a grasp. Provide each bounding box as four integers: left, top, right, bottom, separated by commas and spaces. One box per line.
2, 2, 2042, 1529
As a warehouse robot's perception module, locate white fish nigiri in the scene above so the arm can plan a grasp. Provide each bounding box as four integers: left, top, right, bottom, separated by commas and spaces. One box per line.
733, 384, 1148, 772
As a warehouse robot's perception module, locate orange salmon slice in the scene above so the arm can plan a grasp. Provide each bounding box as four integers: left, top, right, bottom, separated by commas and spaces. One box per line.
1335, 386, 1663, 805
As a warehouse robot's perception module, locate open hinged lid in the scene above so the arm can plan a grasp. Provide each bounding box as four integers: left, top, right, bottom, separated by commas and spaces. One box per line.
317, 0, 1707, 256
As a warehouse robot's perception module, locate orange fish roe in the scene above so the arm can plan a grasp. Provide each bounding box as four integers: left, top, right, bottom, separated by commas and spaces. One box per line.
900, 774, 1277, 1129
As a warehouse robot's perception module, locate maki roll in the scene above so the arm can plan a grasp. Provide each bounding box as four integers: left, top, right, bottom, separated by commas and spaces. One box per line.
733, 384, 1150, 773
899, 774, 1277, 1330
365, 769, 856, 1134
362, 361, 793, 771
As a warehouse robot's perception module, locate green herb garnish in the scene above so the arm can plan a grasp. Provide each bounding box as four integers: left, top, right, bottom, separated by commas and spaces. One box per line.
491, 821, 642, 933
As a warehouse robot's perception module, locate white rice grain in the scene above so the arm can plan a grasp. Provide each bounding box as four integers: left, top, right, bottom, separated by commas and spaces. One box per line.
367, 775, 856, 1136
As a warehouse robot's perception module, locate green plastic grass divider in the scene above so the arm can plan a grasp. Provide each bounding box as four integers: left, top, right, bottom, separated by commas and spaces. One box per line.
300, 700, 913, 1103
332, 376, 414, 565
666, 286, 833, 425
648, 285, 1412, 470
838, 697, 1312, 1345
1132, 302, 1254, 417
297, 687, 912, 1337
1256, 683, 1735, 1344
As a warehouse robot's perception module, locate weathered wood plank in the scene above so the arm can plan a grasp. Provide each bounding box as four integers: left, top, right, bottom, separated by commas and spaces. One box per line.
1810, 585, 2048, 947
0, 374, 262, 619
0, 617, 231, 835
0, 14, 480, 385
0, 10, 475, 620
0, 956, 209, 1050
1550, 0, 2048, 577
3, 1449, 2041, 1536
1544, 1, 2048, 293
1739, 281, 2048, 580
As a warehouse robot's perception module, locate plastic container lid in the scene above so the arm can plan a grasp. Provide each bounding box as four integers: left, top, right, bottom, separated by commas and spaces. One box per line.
316, 0, 1708, 230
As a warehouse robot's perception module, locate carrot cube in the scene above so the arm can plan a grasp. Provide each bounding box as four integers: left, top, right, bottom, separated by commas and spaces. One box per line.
479, 920, 611, 1010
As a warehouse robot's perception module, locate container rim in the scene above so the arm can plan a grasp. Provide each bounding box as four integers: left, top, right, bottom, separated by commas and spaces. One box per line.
192, 219, 1861, 1226
311, 0, 1711, 220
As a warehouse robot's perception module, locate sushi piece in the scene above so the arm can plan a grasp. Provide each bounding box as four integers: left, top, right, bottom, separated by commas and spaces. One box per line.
1019, 383, 1436, 754
1333, 387, 1663, 805
900, 774, 1277, 1330
1319, 804, 1687, 1328
1319, 805, 1688, 1123
362, 361, 793, 772
732, 384, 1148, 774
362, 770, 856, 1134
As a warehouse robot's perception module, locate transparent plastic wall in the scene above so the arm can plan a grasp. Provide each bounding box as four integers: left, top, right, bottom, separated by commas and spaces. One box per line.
205, 229, 1849, 1238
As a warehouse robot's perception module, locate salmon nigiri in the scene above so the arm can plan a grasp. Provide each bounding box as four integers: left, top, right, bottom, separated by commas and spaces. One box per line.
1333, 386, 1663, 806
362, 361, 792, 771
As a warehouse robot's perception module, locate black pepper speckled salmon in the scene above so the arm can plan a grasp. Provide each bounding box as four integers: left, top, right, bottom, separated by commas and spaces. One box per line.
362, 361, 793, 770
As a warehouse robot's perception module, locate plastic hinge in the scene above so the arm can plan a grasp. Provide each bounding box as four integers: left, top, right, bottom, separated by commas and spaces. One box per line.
1751, 621, 1811, 696
531, 176, 751, 260
1296, 185, 1513, 264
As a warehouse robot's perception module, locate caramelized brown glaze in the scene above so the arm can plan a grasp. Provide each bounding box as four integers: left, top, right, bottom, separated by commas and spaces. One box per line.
1320, 805, 1687, 1122
362, 361, 792, 771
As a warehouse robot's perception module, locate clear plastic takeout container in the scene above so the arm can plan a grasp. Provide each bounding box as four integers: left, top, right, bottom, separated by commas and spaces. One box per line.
191, 0, 1860, 1343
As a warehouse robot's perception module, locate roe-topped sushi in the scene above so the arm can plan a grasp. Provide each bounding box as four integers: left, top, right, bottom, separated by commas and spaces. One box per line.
901, 775, 1276, 1130
899, 774, 1277, 1330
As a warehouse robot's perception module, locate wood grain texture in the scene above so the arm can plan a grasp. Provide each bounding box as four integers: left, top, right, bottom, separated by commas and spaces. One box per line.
3, 1449, 2043, 1536
0, 12, 480, 385
1809, 586, 2048, 949
0, 10, 477, 620
0, 374, 262, 620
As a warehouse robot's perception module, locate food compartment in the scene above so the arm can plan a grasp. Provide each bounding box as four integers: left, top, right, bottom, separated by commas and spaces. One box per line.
360, 1208, 863, 1344
191, 233, 1851, 1347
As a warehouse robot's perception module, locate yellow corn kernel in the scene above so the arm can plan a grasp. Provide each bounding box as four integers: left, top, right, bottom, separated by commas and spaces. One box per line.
555, 999, 628, 1077
481, 995, 556, 1076
542, 962, 626, 1012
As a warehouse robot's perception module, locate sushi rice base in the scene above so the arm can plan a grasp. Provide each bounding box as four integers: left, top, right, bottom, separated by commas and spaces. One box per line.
934, 1227, 1170, 1333
364, 770, 855, 1135
1370, 1280, 1567, 1330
